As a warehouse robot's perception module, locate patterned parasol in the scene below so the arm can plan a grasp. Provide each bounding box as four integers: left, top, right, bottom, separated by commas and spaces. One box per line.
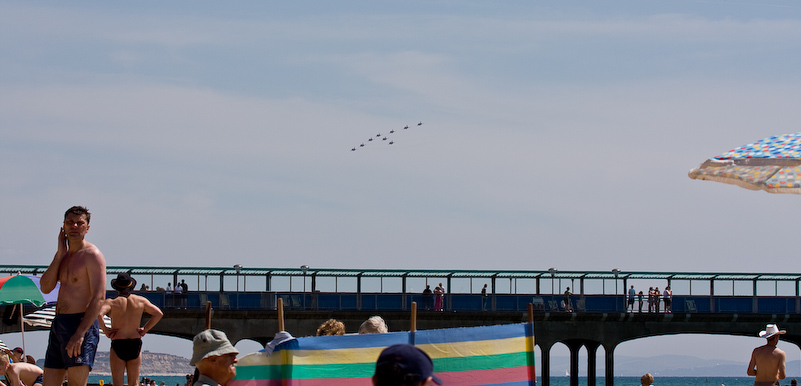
688, 132, 801, 194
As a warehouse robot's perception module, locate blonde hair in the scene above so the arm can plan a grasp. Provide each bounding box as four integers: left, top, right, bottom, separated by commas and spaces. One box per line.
358, 316, 388, 334
316, 319, 345, 336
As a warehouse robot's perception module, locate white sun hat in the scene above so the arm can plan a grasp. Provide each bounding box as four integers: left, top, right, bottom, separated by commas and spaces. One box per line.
759, 324, 787, 339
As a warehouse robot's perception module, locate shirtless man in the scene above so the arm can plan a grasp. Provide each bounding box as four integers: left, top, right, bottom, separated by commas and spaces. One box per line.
40, 206, 106, 386
98, 273, 164, 386
748, 324, 787, 386
0, 353, 44, 386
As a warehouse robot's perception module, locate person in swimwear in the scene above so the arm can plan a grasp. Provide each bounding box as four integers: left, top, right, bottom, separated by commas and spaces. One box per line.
41, 206, 106, 386
748, 324, 787, 386
98, 272, 163, 386
0, 354, 44, 386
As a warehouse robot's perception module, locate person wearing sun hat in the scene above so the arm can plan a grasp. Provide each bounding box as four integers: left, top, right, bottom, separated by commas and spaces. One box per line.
190, 329, 239, 386
98, 272, 163, 386
373, 344, 442, 386
747, 324, 787, 386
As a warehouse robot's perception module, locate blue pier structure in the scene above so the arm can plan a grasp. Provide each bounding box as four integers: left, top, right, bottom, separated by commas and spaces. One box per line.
2, 265, 800, 314
4, 265, 801, 386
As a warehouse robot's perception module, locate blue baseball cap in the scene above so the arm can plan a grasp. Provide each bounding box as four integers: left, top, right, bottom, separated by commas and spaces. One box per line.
375, 344, 442, 385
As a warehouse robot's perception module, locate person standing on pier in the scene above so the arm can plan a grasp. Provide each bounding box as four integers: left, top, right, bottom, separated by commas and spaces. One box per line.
40, 206, 106, 386
627, 285, 636, 312
663, 286, 673, 313
481, 284, 488, 311
422, 285, 433, 310
653, 287, 661, 313
433, 284, 444, 311
748, 324, 787, 386
563, 287, 572, 312
637, 291, 644, 313
98, 273, 164, 386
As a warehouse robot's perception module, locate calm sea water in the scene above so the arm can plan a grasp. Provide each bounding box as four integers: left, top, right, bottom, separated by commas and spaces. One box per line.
88, 375, 788, 386
539, 377, 780, 386
88, 375, 188, 386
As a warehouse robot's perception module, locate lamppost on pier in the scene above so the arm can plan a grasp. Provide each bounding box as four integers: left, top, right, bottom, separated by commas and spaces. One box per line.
234, 264, 242, 292
301, 265, 309, 293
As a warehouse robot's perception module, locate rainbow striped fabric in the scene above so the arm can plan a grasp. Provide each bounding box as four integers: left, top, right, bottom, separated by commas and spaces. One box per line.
230, 323, 535, 386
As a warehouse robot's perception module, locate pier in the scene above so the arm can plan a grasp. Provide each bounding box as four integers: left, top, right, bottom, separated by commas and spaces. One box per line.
3, 265, 801, 386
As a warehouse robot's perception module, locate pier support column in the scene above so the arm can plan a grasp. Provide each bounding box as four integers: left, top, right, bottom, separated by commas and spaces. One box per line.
539, 342, 552, 386
585, 341, 600, 386
604, 344, 615, 386
564, 340, 583, 386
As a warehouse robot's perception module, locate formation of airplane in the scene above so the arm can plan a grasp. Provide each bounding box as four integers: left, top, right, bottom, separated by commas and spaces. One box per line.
351, 122, 423, 151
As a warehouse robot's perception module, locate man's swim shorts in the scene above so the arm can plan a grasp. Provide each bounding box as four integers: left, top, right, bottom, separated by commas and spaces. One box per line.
111, 338, 143, 361
44, 313, 100, 369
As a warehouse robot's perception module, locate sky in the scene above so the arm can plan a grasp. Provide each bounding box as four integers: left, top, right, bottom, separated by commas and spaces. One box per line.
2, 0, 801, 371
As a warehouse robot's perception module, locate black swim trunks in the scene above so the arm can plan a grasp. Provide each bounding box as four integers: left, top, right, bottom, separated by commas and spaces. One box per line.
44, 313, 100, 369
33, 373, 44, 386
111, 338, 143, 361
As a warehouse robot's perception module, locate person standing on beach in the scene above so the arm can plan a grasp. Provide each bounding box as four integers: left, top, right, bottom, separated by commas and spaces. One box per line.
98, 273, 164, 386
748, 324, 787, 386
40, 206, 106, 386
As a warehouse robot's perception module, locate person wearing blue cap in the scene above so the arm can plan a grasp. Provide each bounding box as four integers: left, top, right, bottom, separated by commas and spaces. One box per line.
373, 344, 442, 386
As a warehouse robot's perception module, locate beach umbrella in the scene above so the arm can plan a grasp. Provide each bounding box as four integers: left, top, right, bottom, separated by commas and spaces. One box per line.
688, 132, 801, 194
0, 275, 49, 355
24, 305, 111, 329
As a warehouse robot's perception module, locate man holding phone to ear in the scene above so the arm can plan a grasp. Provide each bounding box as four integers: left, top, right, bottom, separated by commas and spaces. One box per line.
40, 206, 107, 386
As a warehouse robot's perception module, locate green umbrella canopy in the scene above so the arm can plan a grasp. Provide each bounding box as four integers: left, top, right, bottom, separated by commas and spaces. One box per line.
0, 275, 46, 307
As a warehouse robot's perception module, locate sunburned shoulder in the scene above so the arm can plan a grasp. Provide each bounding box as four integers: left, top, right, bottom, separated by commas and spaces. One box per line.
82, 242, 105, 259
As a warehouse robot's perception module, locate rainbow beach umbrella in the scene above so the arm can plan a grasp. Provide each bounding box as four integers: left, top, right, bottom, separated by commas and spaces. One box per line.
689, 132, 801, 194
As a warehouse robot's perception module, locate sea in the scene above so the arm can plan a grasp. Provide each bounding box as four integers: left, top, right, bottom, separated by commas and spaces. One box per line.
86, 375, 786, 386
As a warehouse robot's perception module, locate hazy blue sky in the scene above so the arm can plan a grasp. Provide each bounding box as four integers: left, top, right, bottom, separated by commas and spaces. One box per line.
2, 0, 801, 369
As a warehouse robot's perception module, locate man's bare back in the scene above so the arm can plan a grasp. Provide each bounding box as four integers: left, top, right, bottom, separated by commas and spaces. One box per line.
99, 274, 163, 386
748, 343, 786, 384
100, 294, 163, 340
1, 357, 43, 386
749, 326, 787, 386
